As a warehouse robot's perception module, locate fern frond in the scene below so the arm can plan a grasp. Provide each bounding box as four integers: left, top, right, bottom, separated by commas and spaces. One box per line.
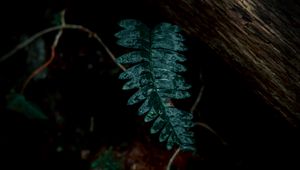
115, 19, 195, 151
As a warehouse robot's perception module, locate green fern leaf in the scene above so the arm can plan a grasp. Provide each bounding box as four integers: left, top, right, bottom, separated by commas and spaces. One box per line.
116, 51, 145, 64
116, 19, 195, 151
115, 19, 150, 49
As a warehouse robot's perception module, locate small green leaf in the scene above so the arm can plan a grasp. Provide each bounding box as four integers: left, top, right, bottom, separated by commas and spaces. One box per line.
119, 63, 146, 80
158, 89, 190, 99
122, 74, 149, 90
7, 93, 47, 120
117, 38, 150, 49
116, 51, 146, 64
150, 116, 166, 134
166, 133, 175, 150
152, 39, 187, 52
152, 68, 178, 78
152, 49, 186, 62
115, 29, 149, 41
119, 19, 148, 30
154, 79, 191, 90
116, 19, 150, 50
159, 124, 172, 142
152, 59, 186, 72
166, 108, 195, 150
127, 87, 149, 105
122, 78, 139, 90
91, 147, 123, 170
138, 98, 151, 115
144, 108, 159, 122
152, 23, 181, 33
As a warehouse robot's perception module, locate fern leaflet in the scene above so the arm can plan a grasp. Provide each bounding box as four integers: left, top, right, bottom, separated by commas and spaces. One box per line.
115, 19, 194, 151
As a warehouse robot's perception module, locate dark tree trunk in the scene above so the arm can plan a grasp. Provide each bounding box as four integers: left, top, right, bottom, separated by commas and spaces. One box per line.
156, 0, 300, 126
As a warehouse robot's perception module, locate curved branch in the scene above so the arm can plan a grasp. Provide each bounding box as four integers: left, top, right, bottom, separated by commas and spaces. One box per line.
166, 148, 180, 170
21, 25, 64, 93
190, 85, 205, 113
0, 24, 126, 71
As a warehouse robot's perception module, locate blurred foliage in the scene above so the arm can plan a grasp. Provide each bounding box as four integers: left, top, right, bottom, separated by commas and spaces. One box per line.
24, 37, 48, 80
6, 91, 48, 119
91, 147, 123, 170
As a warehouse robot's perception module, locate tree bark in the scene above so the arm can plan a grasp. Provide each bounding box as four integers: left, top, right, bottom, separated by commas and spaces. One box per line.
156, 0, 300, 126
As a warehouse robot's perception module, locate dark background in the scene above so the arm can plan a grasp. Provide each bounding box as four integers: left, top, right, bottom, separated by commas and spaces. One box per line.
0, 0, 299, 169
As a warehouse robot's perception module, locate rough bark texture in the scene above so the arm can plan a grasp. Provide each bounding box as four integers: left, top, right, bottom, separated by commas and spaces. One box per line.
156, 0, 300, 126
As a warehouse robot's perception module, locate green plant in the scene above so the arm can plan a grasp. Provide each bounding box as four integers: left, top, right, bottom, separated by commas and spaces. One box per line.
1, 11, 204, 168
115, 19, 195, 151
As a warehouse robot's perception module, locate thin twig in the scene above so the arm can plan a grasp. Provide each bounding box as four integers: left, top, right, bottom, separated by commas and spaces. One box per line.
166, 148, 180, 170
60, 10, 66, 26
89, 116, 94, 133
0, 24, 126, 71
21, 11, 65, 93
0, 26, 61, 63
190, 85, 205, 113
195, 122, 227, 145
191, 75, 226, 145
